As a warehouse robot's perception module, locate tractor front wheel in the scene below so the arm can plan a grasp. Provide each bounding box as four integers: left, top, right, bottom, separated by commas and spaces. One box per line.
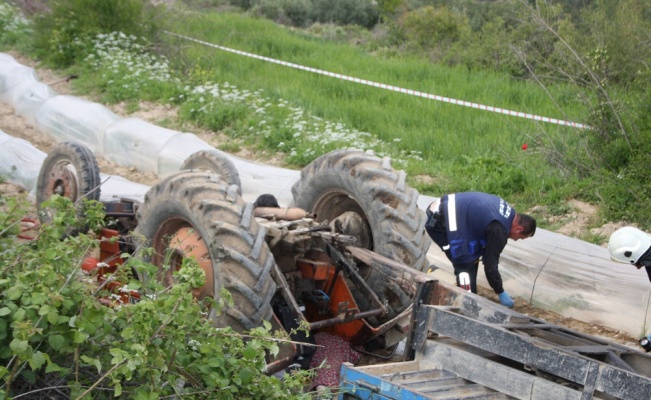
36, 141, 101, 235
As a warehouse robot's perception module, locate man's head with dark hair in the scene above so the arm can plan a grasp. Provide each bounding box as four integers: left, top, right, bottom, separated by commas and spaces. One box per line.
253, 194, 280, 208
519, 214, 536, 236
509, 213, 536, 240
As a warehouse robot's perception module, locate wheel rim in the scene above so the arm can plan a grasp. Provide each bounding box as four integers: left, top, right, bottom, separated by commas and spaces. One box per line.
312, 189, 373, 249
152, 220, 215, 299
44, 161, 79, 201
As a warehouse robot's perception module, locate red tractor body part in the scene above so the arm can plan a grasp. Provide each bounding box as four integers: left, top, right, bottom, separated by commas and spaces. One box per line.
81, 228, 139, 305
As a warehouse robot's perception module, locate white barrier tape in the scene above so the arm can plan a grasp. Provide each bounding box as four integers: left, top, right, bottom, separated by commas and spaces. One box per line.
164, 31, 588, 129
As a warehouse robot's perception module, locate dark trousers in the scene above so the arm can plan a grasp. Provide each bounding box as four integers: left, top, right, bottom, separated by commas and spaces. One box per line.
425, 209, 479, 293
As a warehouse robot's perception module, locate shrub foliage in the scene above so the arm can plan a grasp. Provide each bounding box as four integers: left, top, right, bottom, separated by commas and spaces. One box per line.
30, 0, 159, 68
0, 195, 310, 399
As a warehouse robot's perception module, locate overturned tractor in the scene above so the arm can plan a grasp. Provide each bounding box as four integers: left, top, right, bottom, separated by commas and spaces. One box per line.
36, 142, 431, 373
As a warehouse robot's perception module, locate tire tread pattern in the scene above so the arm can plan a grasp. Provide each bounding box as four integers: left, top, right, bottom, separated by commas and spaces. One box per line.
180, 149, 241, 193
291, 149, 430, 271
134, 171, 275, 331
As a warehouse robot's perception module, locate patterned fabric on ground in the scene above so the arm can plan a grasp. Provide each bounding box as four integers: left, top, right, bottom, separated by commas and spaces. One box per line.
308, 332, 363, 388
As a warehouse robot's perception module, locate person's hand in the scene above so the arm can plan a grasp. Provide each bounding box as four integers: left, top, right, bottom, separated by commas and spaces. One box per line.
498, 291, 514, 307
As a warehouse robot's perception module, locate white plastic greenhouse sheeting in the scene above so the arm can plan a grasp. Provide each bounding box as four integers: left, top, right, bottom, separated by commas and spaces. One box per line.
1, 52, 650, 339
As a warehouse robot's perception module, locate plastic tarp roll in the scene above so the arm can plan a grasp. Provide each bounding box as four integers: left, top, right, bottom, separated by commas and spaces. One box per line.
0, 53, 19, 65
157, 132, 213, 176
0, 63, 40, 105
98, 173, 148, 204
0, 129, 46, 198
13, 81, 59, 125
103, 118, 184, 173
34, 95, 120, 153
231, 155, 300, 205
0, 54, 22, 91
0, 53, 33, 90
504, 231, 651, 337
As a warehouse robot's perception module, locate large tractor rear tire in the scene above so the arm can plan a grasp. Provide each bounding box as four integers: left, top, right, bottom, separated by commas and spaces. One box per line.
133, 171, 276, 332
291, 149, 430, 325
291, 149, 430, 271
36, 141, 101, 236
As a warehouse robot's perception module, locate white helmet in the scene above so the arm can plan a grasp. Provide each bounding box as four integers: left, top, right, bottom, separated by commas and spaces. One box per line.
608, 226, 651, 264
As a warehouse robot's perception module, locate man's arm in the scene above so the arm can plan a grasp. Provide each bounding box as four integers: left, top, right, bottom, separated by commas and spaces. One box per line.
483, 221, 509, 294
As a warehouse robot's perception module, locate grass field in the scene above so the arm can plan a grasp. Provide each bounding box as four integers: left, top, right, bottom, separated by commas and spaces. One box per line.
158, 10, 589, 209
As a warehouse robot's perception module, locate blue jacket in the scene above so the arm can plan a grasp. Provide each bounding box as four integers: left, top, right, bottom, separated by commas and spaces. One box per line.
441, 192, 515, 264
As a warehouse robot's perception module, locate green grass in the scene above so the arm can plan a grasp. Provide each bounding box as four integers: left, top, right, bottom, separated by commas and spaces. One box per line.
165, 12, 585, 127
0, 3, 593, 220
159, 10, 587, 208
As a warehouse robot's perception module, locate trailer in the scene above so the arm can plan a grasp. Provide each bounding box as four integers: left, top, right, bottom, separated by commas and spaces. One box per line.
339, 276, 651, 399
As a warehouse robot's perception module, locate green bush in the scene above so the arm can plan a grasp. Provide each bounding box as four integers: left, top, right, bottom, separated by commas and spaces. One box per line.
228, 0, 257, 10
253, 0, 377, 28
0, 3, 33, 52
446, 16, 524, 77
0, 192, 31, 242
0, 195, 311, 399
253, 0, 284, 22
310, 0, 379, 29
74, 32, 182, 104
283, 0, 311, 27
179, 0, 230, 9
30, 0, 159, 68
252, 0, 311, 27
397, 6, 470, 54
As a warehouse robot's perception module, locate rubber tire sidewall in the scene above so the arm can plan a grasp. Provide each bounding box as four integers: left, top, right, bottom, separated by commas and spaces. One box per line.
291, 149, 430, 271
133, 171, 276, 332
36, 141, 101, 235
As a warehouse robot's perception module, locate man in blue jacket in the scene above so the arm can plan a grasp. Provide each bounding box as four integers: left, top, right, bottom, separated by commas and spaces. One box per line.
425, 192, 537, 307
